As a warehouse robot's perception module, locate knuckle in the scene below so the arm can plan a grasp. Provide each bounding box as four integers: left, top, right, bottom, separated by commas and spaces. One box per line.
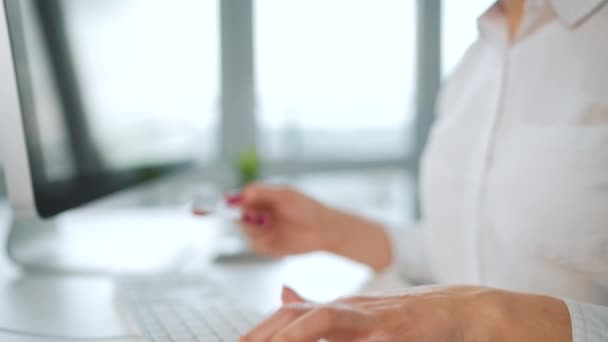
317, 305, 339, 323
280, 305, 305, 320
277, 186, 295, 199
278, 189, 299, 207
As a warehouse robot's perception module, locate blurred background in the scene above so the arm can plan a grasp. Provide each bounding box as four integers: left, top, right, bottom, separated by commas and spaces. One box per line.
0, 0, 493, 222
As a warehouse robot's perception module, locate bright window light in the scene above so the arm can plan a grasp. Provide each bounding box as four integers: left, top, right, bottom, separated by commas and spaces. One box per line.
255, 0, 416, 161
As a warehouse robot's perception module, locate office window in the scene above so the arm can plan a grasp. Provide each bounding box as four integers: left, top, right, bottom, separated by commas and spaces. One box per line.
292, 169, 414, 222
255, 0, 416, 161
61, 0, 220, 169
442, 0, 494, 77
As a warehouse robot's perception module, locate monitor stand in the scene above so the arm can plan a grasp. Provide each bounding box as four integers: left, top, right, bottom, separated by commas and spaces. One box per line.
5, 208, 263, 275
3, 171, 263, 275
6, 216, 69, 274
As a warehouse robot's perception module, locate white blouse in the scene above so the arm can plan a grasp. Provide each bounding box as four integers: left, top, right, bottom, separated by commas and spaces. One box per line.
389, 0, 608, 340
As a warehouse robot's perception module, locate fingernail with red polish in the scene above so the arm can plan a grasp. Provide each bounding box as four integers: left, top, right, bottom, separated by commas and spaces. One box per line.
257, 216, 266, 226
226, 193, 243, 205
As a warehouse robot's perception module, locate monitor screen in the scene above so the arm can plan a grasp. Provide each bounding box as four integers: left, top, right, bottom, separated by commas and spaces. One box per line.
4, 0, 218, 217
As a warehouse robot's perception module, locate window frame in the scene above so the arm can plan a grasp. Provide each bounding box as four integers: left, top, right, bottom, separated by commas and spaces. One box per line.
220, 0, 441, 213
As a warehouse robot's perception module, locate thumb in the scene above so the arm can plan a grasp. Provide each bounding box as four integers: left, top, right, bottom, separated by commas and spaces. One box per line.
281, 286, 307, 304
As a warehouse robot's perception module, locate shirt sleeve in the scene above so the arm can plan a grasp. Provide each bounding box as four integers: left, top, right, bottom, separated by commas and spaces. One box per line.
382, 223, 435, 284
563, 298, 608, 342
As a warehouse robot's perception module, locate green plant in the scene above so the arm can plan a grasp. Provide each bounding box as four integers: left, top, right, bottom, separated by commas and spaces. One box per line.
235, 148, 260, 186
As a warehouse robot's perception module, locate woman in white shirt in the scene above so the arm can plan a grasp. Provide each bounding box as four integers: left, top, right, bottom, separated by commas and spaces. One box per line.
229, 0, 608, 340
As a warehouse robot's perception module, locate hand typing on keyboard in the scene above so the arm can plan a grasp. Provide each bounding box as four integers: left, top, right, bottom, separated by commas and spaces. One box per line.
240, 285, 571, 342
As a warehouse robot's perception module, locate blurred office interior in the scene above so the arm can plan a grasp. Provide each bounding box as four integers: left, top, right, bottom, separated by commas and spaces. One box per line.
0, 0, 493, 222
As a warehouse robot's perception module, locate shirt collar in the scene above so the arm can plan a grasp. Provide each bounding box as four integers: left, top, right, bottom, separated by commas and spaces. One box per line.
478, 0, 607, 45
547, 0, 607, 27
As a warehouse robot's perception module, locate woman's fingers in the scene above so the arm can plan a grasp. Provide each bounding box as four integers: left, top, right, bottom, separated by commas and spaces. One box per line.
245, 288, 371, 342
281, 286, 306, 304
239, 210, 279, 256
225, 192, 243, 205
240, 302, 315, 342
270, 305, 366, 342
241, 209, 272, 229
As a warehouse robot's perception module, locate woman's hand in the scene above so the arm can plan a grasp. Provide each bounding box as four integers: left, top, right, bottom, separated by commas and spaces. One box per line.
226, 183, 332, 256
240, 285, 572, 342
227, 183, 392, 270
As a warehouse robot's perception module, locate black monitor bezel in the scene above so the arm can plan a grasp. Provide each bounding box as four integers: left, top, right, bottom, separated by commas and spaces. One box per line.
4, 0, 191, 218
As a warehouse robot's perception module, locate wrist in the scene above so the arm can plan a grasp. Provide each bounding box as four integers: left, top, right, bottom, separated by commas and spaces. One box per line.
319, 206, 348, 252
460, 289, 510, 341
321, 207, 392, 271
466, 290, 572, 342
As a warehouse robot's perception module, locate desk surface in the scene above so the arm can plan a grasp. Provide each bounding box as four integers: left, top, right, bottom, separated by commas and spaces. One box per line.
0, 201, 408, 341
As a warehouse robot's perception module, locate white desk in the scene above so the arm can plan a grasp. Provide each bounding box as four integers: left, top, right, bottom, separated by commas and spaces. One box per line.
0, 201, 409, 341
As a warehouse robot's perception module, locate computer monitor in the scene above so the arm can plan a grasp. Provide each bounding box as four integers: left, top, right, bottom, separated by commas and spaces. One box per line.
0, 0, 218, 272
0, 0, 219, 219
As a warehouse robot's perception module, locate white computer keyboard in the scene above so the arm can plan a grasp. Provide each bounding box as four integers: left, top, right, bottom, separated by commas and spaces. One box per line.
114, 275, 262, 342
